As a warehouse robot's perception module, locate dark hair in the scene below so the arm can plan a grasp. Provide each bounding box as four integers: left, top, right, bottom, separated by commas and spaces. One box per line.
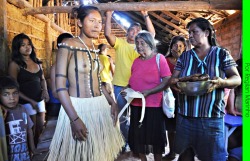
57, 33, 73, 48
187, 17, 218, 46
166, 36, 186, 57
0, 76, 19, 93
72, 5, 101, 22
127, 22, 142, 32
98, 43, 107, 54
11, 33, 42, 68
135, 30, 156, 52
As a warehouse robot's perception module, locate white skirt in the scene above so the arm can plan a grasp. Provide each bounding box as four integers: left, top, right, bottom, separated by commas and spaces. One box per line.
47, 95, 124, 161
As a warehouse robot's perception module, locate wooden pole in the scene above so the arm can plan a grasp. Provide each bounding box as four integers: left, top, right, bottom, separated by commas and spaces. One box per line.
0, 0, 9, 76
51, 0, 54, 21
45, 21, 52, 75
33, 0, 36, 8
23, 0, 242, 15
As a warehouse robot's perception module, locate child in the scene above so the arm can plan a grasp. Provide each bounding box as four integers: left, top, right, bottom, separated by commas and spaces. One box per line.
0, 76, 39, 161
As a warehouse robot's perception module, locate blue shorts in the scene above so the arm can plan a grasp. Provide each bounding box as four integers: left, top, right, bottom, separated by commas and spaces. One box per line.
175, 114, 227, 161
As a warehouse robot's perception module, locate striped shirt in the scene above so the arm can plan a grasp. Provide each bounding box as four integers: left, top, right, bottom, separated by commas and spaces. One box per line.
175, 46, 237, 118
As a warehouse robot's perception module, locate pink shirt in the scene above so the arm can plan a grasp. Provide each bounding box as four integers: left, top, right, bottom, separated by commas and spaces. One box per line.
129, 54, 172, 108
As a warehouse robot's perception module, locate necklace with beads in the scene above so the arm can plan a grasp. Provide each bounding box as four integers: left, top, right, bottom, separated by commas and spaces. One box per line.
77, 36, 99, 71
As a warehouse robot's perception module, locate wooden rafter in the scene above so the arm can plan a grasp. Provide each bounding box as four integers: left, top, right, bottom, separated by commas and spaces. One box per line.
23, 0, 241, 15
131, 12, 178, 37
150, 12, 188, 35
162, 11, 188, 26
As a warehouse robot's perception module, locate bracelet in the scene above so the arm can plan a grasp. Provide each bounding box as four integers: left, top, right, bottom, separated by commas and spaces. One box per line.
144, 15, 149, 18
70, 117, 79, 124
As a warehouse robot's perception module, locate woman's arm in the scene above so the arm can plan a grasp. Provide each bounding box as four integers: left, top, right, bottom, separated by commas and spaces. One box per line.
101, 85, 118, 126
141, 76, 171, 97
141, 10, 156, 37
104, 11, 116, 47
40, 65, 49, 102
208, 66, 241, 93
50, 64, 58, 98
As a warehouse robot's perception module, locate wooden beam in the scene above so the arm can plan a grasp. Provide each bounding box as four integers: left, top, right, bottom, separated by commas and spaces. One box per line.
23, 0, 242, 15
121, 12, 176, 42
0, 0, 9, 76
7, 0, 30, 9
162, 11, 188, 26
214, 11, 242, 29
124, 12, 145, 25
131, 12, 178, 36
153, 20, 178, 36
150, 12, 188, 35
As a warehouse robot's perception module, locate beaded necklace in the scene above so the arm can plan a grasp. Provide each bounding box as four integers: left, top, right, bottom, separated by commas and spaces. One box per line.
77, 36, 98, 71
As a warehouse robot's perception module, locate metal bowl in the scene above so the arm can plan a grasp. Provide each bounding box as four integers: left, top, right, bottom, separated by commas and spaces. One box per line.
177, 80, 212, 96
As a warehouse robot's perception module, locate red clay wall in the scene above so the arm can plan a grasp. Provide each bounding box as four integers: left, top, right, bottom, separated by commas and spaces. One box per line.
214, 11, 242, 60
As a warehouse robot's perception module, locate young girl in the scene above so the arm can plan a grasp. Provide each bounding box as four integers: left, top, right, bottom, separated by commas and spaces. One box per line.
164, 36, 186, 160
8, 33, 49, 146
47, 5, 124, 161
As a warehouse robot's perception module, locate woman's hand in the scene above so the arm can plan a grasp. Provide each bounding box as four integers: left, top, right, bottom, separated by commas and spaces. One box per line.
41, 90, 50, 102
207, 76, 224, 93
141, 90, 150, 98
111, 102, 118, 126
30, 100, 39, 111
70, 118, 89, 141
120, 89, 127, 98
170, 78, 182, 93
105, 10, 113, 17
141, 10, 148, 16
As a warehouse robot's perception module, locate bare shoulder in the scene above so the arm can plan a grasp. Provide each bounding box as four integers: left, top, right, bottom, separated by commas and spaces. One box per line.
60, 37, 79, 47
9, 61, 19, 69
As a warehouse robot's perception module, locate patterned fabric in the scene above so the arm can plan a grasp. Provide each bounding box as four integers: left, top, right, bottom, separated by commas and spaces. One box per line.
5, 105, 33, 161
175, 46, 237, 117
0, 108, 8, 161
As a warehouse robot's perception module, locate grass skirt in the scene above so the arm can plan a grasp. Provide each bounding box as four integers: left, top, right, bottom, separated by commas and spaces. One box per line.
47, 95, 124, 161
